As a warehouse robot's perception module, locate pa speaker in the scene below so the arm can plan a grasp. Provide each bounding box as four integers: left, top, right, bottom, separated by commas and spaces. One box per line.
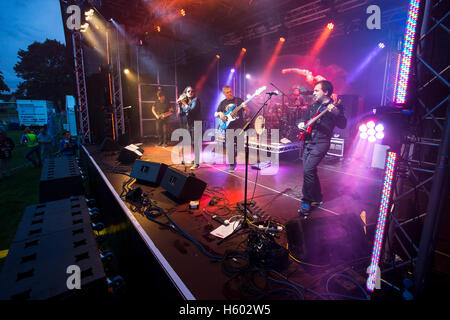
285, 214, 368, 265
160, 167, 207, 203
130, 160, 167, 186
117, 144, 144, 164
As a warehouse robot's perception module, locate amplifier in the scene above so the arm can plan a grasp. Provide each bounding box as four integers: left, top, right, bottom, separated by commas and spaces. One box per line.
117, 144, 144, 164
130, 160, 167, 186
160, 167, 207, 203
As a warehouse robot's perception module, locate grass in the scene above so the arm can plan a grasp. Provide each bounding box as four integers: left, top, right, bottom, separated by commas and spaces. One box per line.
0, 130, 42, 271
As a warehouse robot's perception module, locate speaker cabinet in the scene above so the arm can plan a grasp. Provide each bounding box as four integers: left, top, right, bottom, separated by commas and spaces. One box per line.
160, 167, 207, 203
130, 160, 167, 186
117, 144, 144, 164
285, 214, 368, 265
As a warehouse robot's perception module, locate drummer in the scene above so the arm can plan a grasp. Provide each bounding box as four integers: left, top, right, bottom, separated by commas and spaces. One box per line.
288, 86, 307, 108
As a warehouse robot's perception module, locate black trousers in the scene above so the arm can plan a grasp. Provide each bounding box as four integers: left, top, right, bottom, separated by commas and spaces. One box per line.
301, 141, 330, 203
155, 119, 169, 144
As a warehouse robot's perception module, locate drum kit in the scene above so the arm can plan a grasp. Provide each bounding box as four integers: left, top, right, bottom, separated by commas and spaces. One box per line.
254, 87, 311, 142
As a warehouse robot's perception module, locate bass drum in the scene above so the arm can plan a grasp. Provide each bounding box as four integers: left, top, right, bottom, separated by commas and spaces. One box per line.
254, 115, 266, 135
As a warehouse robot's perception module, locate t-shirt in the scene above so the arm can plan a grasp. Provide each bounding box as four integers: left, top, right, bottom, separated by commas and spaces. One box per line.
154, 101, 170, 116
217, 97, 245, 129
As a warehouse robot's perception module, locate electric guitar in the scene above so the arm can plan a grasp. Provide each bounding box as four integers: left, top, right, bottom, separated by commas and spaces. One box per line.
218, 86, 266, 130
298, 99, 341, 141
157, 108, 174, 120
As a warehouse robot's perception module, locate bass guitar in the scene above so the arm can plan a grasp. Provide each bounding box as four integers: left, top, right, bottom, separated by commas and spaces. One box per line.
298, 99, 341, 141
218, 86, 266, 130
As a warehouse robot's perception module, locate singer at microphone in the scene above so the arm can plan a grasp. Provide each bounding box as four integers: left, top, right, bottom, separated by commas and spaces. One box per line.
266, 91, 280, 95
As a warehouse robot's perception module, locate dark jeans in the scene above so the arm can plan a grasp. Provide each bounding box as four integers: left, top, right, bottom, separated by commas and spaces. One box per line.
26, 145, 41, 166
302, 141, 330, 203
180, 118, 200, 165
155, 119, 169, 144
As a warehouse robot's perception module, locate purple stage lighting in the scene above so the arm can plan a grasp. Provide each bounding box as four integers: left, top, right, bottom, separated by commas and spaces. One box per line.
378, 42, 385, 49
359, 120, 385, 142
231, 68, 235, 73
359, 124, 367, 132
375, 124, 384, 132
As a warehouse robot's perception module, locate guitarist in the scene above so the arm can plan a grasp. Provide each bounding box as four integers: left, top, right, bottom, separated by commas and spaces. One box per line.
214, 85, 248, 172
177, 86, 201, 169
152, 90, 172, 147
297, 80, 346, 216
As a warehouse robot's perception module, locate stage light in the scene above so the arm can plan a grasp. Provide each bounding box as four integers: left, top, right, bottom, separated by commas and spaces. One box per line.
246, 94, 251, 99
367, 152, 397, 292
216, 54, 220, 59
180, 9, 186, 16
368, 135, 376, 143
80, 23, 89, 32
360, 132, 368, 139
359, 124, 367, 132
85, 8, 94, 21
375, 124, 384, 132
367, 121, 375, 129
231, 68, 235, 73
327, 22, 334, 30
246, 74, 251, 79
156, 25, 161, 32
378, 42, 385, 49
242, 48, 247, 52
376, 132, 385, 140
123, 68, 130, 75
394, 0, 421, 104
279, 37, 286, 42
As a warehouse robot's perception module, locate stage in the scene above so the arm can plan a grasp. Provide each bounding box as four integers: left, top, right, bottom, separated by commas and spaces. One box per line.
81, 140, 387, 300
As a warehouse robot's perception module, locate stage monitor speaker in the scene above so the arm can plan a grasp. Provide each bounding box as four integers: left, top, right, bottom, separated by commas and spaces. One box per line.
160, 167, 207, 203
117, 144, 144, 164
130, 160, 167, 186
285, 214, 369, 265
100, 137, 120, 152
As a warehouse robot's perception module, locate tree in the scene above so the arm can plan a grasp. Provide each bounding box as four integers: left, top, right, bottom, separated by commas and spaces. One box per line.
14, 39, 73, 111
0, 71, 9, 92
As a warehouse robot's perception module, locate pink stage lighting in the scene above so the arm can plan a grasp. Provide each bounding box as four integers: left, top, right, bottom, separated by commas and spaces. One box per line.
359, 121, 384, 142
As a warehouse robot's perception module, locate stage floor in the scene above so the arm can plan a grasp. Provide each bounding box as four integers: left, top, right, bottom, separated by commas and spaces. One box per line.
86, 141, 386, 300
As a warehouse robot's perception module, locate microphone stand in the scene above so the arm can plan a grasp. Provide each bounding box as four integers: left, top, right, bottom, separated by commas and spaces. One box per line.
218, 93, 275, 245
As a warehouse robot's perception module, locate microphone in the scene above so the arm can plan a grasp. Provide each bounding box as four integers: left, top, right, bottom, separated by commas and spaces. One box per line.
266, 91, 280, 95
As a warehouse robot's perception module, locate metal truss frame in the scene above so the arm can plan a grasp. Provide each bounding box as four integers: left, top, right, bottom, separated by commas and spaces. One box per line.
72, 31, 91, 143
109, 27, 125, 139
380, 0, 449, 295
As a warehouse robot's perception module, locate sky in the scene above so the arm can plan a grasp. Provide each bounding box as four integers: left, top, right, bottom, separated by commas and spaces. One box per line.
0, 0, 66, 91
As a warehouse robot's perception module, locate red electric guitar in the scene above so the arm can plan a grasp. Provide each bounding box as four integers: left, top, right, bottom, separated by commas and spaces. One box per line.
298, 99, 341, 141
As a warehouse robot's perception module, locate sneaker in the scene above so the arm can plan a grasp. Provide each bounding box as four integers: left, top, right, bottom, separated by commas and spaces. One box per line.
227, 165, 236, 173
311, 201, 323, 208
190, 164, 199, 170
298, 202, 312, 216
